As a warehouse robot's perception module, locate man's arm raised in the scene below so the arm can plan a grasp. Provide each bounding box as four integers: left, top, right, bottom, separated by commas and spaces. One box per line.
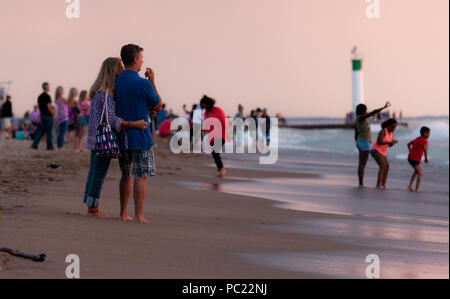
145, 67, 163, 112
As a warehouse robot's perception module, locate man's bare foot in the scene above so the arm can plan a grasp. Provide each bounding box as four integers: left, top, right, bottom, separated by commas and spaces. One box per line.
358, 184, 365, 189
120, 210, 132, 221
88, 209, 109, 219
136, 217, 150, 224
218, 168, 226, 178
414, 188, 420, 193
376, 185, 383, 190
408, 186, 414, 192
120, 215, 133, 221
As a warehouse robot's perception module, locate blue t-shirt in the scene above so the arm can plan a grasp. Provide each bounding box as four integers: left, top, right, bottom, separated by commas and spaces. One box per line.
115, 70, 161, 150
157, 108, 167, 126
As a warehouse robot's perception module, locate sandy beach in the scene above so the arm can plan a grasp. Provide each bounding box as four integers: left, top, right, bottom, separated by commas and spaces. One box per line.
0, 138, 448, 279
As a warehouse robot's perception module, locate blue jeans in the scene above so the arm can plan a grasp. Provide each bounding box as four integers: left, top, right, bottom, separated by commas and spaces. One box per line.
31, 115, 54, 150
57, 121, 68, 148
83, 151, 111, 208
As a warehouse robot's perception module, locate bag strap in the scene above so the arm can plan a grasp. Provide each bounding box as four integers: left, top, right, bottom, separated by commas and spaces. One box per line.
99, 88, 110, 124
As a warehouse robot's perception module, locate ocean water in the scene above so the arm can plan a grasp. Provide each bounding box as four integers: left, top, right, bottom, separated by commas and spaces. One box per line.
278, 117, 449, 166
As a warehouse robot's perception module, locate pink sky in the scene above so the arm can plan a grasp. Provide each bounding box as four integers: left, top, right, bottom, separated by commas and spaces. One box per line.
0, 0, 448, 117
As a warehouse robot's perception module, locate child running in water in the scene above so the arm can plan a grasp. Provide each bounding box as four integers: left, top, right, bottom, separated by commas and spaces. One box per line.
407, 127, 430, 192
370, 118, 398, 189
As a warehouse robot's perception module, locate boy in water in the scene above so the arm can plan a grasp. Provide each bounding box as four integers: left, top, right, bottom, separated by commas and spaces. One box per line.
407, 127, 430, 192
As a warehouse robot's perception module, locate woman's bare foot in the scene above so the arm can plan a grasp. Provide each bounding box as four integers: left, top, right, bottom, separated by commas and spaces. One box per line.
218, 168, 226, 178
88, 208, 109, 219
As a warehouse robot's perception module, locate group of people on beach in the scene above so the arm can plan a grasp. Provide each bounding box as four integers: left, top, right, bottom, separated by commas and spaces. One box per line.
3, 41, 434, 223
235, 105, 272, 147
23, 44, 161, 222
180, 97, 229, 178
23, 42, 238, 222
29, 83, 91, 152
355, 102, 430, 192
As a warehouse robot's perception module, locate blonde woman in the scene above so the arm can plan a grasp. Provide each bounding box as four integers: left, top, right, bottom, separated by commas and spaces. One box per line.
55, 86, 69, 149
83, 57, 148, 218
67, 87, 79, 146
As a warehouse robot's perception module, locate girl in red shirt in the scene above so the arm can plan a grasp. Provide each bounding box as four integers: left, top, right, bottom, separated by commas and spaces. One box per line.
200, 95, 227, 178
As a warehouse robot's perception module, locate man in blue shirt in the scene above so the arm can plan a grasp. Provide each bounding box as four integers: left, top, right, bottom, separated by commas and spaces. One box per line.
115, 44, 163, 223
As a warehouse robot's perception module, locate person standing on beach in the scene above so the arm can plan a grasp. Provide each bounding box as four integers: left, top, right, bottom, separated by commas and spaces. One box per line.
75, 90, 90, 152
354, 102, 391, 187
262, 108, 271, 146
407, 127, 430, 192
115, 44, 163, 223
157, 103, 167, 127
1, 95, 13, 138
55, 86, 69, 150
149, 109, 158, 145
31, 82, 55, 150
201, 95, 227, 178
83, 57, 149, 218
30, 105, 41, 131
234, 104, 245, 150
67, 88, 79, 147
370, 118, 398, 189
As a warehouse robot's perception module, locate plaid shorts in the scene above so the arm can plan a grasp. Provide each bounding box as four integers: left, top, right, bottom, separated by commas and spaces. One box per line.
119, 150, 156, 178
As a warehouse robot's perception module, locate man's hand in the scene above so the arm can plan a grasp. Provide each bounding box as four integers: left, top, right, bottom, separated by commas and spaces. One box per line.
384, 101, 391, 109
145, 68, 155, 83
425, 158, 429, 163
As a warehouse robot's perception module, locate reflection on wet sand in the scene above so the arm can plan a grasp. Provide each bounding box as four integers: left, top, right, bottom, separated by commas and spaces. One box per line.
177, 172, 449, 278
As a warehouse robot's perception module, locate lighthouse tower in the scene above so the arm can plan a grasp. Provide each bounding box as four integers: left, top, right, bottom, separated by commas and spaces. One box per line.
351, 47, 364, 113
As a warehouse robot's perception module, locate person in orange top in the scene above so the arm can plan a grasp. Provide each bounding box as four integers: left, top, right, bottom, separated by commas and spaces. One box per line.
407, 127, 430, 192
370, 118, 398, 189
200, 95, 227, 178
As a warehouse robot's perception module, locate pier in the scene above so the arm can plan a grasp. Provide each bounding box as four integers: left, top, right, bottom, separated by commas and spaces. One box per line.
279, 122, 408, 130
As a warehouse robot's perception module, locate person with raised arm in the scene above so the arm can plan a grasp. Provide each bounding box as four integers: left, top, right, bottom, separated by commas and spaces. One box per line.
354, 101, 391, 187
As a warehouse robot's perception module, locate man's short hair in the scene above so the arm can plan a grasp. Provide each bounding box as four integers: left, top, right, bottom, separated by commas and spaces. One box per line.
121, 44, 143, 67
6, 95, 11, 100
42, 82, 49, 90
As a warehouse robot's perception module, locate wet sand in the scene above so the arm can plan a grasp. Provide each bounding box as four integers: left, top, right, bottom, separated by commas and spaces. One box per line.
0, 138, 448, 278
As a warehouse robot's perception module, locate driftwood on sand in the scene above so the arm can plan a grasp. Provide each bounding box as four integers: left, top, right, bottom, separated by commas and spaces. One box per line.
0, 248, 46, 262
